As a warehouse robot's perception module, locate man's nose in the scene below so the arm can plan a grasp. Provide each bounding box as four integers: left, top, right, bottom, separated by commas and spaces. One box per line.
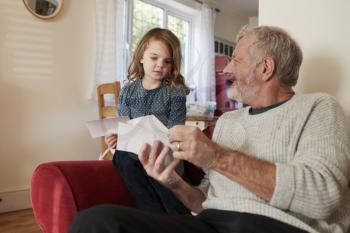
223, 60, 233, 74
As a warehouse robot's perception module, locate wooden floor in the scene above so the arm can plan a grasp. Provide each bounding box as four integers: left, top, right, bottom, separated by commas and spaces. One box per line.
0, 209, 42, 233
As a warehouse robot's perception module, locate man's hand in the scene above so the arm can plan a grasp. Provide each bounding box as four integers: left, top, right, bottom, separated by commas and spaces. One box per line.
169, 127, 276, 202
168, 125, 219, 169
138, 140, 182, 189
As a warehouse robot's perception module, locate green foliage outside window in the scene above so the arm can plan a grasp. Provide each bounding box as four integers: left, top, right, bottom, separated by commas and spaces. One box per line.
132, 0, 162, 52
132, 1, 189, 65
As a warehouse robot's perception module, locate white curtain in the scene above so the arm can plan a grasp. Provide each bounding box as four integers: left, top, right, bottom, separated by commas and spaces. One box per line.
93, 0, 127, 98
191, 4, 216, 103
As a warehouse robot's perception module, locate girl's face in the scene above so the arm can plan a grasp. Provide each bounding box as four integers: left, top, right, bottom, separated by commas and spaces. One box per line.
141, 40, 173, 85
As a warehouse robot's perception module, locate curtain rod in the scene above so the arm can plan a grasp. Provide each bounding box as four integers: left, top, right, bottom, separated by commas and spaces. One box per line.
192, 0, 221, 13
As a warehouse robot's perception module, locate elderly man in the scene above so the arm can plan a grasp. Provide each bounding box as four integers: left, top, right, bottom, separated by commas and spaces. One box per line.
69, 26, 350, 233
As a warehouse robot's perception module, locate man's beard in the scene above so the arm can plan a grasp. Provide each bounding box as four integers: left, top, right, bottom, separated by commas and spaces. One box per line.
227, 84, 243, 102
226, 69, 260, 104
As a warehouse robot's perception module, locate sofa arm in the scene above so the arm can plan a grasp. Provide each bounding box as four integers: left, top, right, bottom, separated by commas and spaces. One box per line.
31, 160, 134, 233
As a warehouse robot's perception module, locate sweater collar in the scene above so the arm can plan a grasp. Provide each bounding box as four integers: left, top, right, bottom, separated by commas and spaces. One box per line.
249, 98, 291, 115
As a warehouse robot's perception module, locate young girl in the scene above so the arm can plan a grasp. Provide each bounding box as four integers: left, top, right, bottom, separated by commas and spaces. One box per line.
105, 28, 189, 214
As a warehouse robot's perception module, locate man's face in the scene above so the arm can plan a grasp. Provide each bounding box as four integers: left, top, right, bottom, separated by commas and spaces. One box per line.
223, 35, 260, 104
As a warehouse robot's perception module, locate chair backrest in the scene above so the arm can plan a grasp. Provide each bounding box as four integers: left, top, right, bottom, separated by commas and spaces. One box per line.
97, 81, 121, 119
97, 81, 121, 154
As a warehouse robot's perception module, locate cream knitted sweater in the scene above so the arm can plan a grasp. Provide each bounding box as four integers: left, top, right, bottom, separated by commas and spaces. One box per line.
199, 93, 350, 233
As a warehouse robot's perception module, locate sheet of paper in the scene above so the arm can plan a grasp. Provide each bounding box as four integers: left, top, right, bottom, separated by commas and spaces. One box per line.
86, 115, 174, 163
86, 117, 129, 138
117, 115, 171, 155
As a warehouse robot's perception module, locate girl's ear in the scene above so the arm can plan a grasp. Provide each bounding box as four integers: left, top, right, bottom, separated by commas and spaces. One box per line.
140, 59, 143, 64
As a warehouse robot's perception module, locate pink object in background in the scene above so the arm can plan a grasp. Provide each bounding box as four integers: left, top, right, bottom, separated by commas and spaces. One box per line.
215, 55, 236, 116
215, 55, 229, 72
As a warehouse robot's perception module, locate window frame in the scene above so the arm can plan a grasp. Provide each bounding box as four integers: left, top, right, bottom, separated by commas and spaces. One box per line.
126, 0, 193, 82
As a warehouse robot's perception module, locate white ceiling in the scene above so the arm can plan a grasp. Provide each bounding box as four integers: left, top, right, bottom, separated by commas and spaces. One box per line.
215, 0, 259, 17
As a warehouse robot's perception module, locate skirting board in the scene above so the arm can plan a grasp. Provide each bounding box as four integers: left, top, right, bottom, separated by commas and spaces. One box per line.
0, 189, 31, 213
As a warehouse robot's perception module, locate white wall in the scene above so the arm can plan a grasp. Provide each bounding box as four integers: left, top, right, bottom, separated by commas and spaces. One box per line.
214, 11, 248, 42
259, 0, 350, 121
249, 16, 258, 28
0, 0, 99, 212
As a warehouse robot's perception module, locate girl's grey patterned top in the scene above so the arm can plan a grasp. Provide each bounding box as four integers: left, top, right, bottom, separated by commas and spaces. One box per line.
118, 79, 187, 128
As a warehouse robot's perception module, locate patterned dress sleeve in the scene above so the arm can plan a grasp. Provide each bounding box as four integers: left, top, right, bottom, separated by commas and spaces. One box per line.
167, 86, 187, 128
117, 85, 130, 117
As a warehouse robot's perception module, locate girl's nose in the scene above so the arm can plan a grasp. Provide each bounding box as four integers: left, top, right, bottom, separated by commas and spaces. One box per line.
156, 60, 164, 68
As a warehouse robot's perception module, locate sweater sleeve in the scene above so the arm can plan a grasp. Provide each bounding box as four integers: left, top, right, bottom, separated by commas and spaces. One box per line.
197, 171, 209, 197
270, 95, 350, 219
117, 85, 130, 117
167, 87, 187, 128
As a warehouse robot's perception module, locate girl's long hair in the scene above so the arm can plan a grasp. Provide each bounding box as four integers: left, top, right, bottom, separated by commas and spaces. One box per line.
128, 28, 189, 94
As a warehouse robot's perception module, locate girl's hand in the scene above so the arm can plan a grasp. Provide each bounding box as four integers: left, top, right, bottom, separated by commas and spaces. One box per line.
138, 140, 182, 189
104, 134, 118, 149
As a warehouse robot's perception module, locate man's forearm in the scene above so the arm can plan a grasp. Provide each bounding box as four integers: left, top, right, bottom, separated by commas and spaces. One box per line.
211, 147, 276, 201
169, 179, 206, 213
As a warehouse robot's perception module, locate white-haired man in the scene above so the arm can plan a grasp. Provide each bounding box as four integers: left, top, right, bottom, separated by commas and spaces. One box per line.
69, 26, 350, 233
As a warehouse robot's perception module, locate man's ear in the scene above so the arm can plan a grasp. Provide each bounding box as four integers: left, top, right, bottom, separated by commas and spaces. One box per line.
260, 57, 275, 81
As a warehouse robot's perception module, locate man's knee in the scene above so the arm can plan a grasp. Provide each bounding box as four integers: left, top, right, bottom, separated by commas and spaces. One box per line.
69, 204, 132, 233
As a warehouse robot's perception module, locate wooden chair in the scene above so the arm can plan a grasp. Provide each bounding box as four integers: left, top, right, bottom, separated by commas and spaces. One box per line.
97, 81, 121, 159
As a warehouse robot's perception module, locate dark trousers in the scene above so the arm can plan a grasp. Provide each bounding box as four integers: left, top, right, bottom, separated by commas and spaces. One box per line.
113, 150, 189, 214
68, 205, 308, 233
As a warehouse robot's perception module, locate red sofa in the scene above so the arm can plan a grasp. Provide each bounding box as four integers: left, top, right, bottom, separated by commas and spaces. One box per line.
31, 126, 214, 233
31, 159, 204, 233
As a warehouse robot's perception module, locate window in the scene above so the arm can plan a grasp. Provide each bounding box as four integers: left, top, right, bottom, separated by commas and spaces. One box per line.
214, 37, 234, 57
131, 0, 163, 52
167, 14, 189, 75
129, 0, 191, 77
